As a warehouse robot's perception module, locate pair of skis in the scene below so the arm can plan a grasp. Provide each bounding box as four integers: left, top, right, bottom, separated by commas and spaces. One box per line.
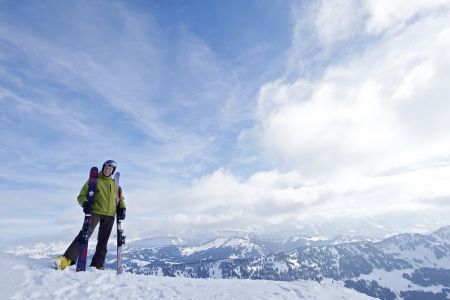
75, 167, 125, 274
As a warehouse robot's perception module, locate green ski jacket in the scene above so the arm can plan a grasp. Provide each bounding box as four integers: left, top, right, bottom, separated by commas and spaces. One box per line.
77, 174, 126, 217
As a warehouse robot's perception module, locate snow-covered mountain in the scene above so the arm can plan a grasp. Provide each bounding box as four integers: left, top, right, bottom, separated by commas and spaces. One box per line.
432, 225, 450, 243
5, 226, 450, 299
123, 232, 366, 267
116, 226, 450, 299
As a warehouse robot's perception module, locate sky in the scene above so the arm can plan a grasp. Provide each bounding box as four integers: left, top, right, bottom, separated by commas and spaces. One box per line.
1, 0, 450, 241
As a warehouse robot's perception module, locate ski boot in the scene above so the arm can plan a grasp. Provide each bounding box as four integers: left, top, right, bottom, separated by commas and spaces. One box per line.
55, 255, 72, 270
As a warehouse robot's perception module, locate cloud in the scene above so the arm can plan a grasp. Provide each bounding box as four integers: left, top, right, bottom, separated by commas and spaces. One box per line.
314, 0, 367, 46
118, 161, 450, 238
122, 2, 450, 238
2, 1, 450, 241
122, 168, 323, 236
311, 0, 450, 43
254, 7, 450, 179
193, 1, 450, 237
364, 0, 450, 34
0, 1, 255, 189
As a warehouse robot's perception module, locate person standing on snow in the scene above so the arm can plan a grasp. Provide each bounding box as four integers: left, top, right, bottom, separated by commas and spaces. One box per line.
56, 160, 126, 270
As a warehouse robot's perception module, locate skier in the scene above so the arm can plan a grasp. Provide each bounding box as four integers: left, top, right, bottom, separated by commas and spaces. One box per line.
55, 160, 126, 270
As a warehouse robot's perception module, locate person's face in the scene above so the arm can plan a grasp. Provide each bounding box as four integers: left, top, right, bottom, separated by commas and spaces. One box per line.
103, 165, 114, 176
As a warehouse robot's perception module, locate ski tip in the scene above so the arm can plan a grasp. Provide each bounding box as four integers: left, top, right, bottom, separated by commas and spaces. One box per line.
90, 167, 99, 176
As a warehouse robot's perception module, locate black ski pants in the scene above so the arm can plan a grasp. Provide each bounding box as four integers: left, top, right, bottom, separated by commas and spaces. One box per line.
64, 213, 115, 269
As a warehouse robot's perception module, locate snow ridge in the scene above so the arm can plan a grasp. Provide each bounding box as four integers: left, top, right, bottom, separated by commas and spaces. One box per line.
0, 250, 373, 300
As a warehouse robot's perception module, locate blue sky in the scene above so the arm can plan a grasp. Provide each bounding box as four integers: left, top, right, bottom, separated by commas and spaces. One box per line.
1, 0, 287, 186
2, 0, 450, 241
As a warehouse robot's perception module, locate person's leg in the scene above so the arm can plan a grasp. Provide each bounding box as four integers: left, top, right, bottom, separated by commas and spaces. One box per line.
63, 214, 101, 263
90, 215, 115, 269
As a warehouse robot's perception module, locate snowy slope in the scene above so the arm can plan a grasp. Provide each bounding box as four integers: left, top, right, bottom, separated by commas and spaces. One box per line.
0, 249, 374, 300
180, 236, 266, 258
356, 268, 445, 296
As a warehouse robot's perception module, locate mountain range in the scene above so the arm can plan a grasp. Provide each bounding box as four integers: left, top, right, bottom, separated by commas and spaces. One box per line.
105, 226, 450, 300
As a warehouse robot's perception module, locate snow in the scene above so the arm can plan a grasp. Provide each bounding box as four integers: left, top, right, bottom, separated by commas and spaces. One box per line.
287, 256, 300, 268
130, 259, 151, 267
307, 236, 328, 242
180, 237, 258, 256
1, 245, 374, 300
5, 242, 68, 259
357, 268, 446, 298
382, 240, 450, 268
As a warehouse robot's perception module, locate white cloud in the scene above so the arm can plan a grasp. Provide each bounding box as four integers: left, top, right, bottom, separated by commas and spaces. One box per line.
364, 0, 450, 34
121, 1, 450, 238
116, 162, 450, 238
200, 1, 450, 236
312, 0, 450, 40
255, 8, 450, 179
115, 168, 321, 235
314, 0, 367, 46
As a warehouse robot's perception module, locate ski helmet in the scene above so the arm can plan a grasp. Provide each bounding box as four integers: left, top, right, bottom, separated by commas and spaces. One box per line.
102, 160, 117, 175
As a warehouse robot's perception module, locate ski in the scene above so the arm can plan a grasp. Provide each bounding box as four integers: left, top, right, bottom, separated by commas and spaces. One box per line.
76, 166, 98, 272
114, 172, 126, 274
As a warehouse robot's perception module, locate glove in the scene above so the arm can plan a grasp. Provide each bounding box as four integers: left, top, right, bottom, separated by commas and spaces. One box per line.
117, 207, 126, 221
82, 201, 92, 214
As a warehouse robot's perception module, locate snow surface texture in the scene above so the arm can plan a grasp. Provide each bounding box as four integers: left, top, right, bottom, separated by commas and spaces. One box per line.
0, 250, 373, 300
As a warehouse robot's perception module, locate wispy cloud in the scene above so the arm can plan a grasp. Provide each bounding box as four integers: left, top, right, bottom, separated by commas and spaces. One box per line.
0, 1, 256, 187
364, 0, 450, 34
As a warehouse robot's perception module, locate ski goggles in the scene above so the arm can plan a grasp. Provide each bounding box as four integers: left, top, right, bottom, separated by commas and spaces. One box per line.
104, 160, 117, 168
